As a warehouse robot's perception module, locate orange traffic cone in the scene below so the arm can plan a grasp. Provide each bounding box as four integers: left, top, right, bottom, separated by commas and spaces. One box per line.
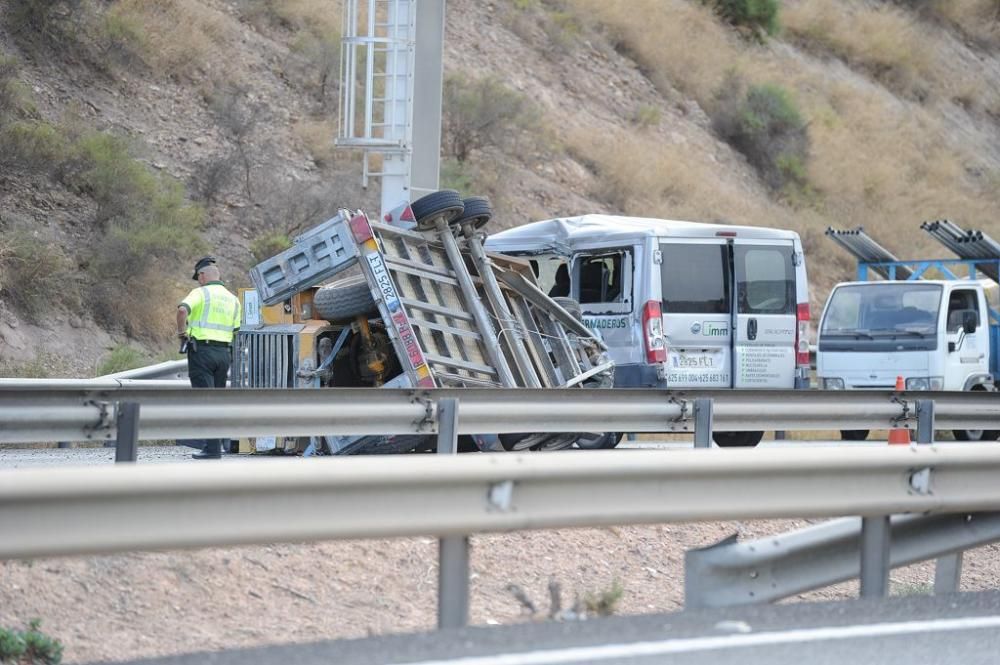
888, 375, 911, 445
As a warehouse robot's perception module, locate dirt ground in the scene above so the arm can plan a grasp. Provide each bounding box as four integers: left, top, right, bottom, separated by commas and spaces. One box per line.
2, 520, 998, 664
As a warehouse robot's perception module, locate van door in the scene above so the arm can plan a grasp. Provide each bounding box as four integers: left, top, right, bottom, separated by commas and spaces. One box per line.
943, 287, 989, 390
575, 248, 637, 365
733, 241, 797, 389
660, 240, 732, 388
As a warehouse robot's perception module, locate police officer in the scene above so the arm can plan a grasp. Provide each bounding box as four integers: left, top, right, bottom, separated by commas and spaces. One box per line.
176, 256, 241, 459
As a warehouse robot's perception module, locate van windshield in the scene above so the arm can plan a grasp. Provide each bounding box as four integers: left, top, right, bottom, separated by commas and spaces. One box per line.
822, 284, 942, 337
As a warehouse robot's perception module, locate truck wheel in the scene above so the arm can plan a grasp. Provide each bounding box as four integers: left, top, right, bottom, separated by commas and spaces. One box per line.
411, 190, 465, 231
712, 431, 764, 447
314, 275, 376, 322
453, 196, 492, 231
953, 385, 991, 441
575, 432, 622, 449
499, 432, 545, 451
840, 429, 870, 441
953, 428, 984, 441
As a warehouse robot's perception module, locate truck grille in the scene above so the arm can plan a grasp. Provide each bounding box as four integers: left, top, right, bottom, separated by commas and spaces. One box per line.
233, 329, 299, 388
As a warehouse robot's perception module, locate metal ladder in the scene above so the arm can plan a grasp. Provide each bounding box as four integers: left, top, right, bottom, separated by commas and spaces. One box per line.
338, 0, 416, 217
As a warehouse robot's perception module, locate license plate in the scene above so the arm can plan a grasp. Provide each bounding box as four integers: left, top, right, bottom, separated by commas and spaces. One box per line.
670, 350, 720, 369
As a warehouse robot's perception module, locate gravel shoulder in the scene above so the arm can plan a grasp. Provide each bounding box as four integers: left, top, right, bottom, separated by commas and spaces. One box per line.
1, 448, 998, 664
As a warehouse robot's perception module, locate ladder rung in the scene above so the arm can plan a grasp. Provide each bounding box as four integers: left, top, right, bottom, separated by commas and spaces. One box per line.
408, 318, 482, 340
432, 371, 503, 388
387, 262, 460, 287
384, 255, 456, 279
400, 298, 474, 322
425, 354, 498, 376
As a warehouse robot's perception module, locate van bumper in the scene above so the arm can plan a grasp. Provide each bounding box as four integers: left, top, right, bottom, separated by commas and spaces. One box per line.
614, 364, 666, 388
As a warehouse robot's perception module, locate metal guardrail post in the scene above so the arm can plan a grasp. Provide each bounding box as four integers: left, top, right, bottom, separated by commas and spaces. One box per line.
935, 550, 964, 594
917, 400, 935, 444
114, 402, 140, 463
860, 515, 890, 597
694, 398, 713, 449
436, 398, 469, 629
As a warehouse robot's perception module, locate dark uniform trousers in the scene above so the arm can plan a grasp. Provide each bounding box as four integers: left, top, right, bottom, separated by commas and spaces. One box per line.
187, 342, 232, 455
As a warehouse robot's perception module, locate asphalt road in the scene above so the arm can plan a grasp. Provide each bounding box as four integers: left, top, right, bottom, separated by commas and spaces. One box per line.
106, 592, 1000, 665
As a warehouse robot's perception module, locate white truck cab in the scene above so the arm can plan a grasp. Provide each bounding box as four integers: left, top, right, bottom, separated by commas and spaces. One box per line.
487, 215, 812, 446
817, 279, 999, 440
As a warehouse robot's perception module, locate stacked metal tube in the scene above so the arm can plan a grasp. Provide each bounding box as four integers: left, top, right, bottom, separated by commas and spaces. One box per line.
921, 220, 1000, 282
824, 227, 914, 280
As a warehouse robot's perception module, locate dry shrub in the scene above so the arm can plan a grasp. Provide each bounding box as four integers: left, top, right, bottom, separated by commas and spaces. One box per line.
105, 0, 232, 79
0, 225, 81, 323
244, 0, 341, 35
294, 119, 340, 168
924, 0, 1000, 48
783, 0, 937, 98
91, 263, 183, 343
574, 0, 738, 105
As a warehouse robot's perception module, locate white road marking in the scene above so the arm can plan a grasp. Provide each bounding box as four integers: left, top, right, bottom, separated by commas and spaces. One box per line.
395, 615, 1000, 665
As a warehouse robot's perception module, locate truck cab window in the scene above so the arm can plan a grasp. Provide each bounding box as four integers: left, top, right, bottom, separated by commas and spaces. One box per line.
946, 290, 980, 333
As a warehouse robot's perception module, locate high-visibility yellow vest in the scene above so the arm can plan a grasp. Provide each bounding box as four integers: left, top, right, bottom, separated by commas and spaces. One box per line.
181, 282, 241, 343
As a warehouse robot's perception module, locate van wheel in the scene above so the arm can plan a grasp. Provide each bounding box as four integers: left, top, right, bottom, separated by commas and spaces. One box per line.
712, 431, 764, 447
841, 430, 870, 441
411, 190, 465, 231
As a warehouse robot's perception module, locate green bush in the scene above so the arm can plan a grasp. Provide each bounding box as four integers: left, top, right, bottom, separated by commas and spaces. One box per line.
6, 0, 83, 40
583, 579, 624, 617
250, 232, 292, 264
711, 75, 810, 191
0, 121, 69, 174
0, 225, 81, 323
0, 56, 36, 121
631, 103, 662, 129
96, 344, 147, 376
0, 619, 63, 664
442, 73, 540, 162
709, 0, 780, 36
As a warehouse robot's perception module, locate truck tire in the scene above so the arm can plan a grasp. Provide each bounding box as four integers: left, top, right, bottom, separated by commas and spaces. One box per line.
347, 434, 430, 455
314, 275, 377, 323
411, 190, 465, 231
453, 196, 492, 231
575, 432, 622, 449
712, 431, 764, 447
552, 297, 582, 319
953, 385, 991, 441
841, 429, 870, 441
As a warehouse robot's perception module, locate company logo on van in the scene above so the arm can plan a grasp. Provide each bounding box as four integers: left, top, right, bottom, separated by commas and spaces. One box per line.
691, 321, 728, 337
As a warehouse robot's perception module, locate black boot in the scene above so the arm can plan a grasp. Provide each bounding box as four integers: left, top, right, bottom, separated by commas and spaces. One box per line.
192, 440, 222, 460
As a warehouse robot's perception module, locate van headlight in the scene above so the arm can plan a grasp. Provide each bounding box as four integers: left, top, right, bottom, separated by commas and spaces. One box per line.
905, 377, 930, 391
823, 377, 845, 390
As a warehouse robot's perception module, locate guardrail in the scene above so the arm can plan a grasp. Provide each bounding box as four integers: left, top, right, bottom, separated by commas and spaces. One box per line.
1, 382, 998, 444
96, 359, 188, 381
2, 383, 999, 630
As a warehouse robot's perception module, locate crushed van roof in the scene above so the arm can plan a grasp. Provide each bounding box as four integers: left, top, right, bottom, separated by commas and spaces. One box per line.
486, 215, 800, 250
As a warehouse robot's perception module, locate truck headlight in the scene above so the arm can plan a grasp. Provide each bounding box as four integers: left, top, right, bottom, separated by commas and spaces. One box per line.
905, 377, 930, 391
823, 377, 845, 390
928, 377, 944, 391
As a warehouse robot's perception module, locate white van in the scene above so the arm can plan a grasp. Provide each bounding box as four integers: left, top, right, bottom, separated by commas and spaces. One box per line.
486, 215, 812, 446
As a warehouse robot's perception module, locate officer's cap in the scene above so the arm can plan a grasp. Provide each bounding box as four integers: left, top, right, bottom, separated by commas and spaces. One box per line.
192, 256, 217, 280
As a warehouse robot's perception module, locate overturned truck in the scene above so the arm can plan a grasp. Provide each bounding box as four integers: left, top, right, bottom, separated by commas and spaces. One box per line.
233, 190, 616, 454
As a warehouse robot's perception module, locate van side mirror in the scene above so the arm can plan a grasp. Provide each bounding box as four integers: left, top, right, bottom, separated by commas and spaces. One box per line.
963, 311, 978, 334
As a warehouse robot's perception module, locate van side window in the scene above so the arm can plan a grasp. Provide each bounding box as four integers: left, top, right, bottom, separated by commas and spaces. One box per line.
661, 244, 730, 314
577, 251, 628, 305
946, 289, 979, 333
735, 246, 795, 315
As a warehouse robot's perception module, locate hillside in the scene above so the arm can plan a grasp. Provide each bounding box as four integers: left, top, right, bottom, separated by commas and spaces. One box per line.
1, 0, 999, 375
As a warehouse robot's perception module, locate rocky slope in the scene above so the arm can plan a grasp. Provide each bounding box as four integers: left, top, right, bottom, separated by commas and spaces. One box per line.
1, 0, 998, 371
